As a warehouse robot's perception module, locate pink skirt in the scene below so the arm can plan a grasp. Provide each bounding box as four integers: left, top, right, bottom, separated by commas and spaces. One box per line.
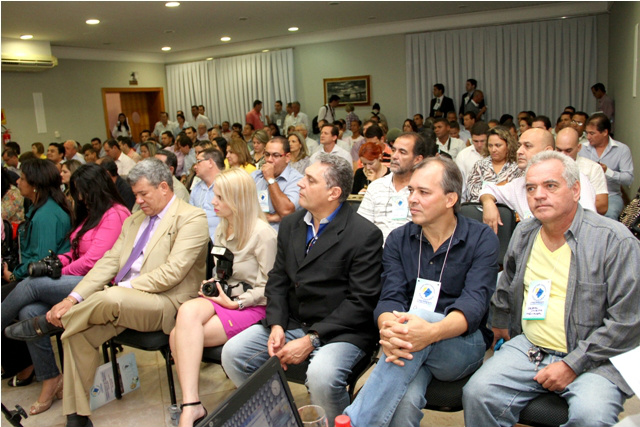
201, 297, 266, 339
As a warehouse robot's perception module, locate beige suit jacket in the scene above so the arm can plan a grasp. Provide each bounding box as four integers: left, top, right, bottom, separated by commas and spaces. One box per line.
72, 197, 209, 333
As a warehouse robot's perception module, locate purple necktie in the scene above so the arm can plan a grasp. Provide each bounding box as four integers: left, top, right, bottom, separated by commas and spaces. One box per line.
113, 215, 158, 284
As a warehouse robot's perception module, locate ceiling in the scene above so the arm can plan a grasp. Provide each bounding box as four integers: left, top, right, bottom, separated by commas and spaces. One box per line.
2, 1, 607, 63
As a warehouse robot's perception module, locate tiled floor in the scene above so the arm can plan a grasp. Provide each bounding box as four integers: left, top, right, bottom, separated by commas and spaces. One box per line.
1, 342, 638, 427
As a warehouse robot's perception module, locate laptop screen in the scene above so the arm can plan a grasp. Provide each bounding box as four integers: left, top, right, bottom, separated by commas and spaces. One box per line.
198, 356, 302, 427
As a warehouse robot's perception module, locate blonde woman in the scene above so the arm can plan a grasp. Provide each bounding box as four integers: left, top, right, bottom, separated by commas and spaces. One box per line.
251, 129, 269, 169
226, 138, 256, 174
169, 168, 277, 427
287, 131, 310, 175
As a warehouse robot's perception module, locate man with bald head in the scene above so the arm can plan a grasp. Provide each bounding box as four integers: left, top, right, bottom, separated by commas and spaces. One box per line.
64, 140, 86, 164
555, 127, 608, 215
479, 128, 596, 233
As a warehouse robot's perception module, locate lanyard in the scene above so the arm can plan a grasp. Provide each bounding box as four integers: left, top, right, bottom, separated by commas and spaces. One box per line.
416, 222, 457, 284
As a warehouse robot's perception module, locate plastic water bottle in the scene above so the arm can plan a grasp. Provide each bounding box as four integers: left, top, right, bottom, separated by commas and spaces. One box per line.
334, 415, 351, 427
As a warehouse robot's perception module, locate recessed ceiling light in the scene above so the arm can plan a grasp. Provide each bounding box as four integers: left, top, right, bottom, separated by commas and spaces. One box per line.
165, 2, 180, 7
221, 36, 231, 42
162, 46, 172, 51
206, 57, 213, 61
262, 49, 270, 52
288, 27, 299, 32
86, 19, 100, 25
561, 16, 567, 19
20, 34, 34, 40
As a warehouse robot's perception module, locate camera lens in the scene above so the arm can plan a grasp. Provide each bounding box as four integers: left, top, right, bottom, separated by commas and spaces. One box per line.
28, 261, 48, 277
202, 282, 219, 297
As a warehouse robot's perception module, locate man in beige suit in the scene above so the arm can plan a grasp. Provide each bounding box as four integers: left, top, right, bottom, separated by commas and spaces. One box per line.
46, 159, 209, 427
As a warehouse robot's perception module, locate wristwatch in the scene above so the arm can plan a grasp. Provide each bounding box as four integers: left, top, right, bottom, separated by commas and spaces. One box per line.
267, 178, 276, 186
307, 332, 321, 349
236, 299, 245, 310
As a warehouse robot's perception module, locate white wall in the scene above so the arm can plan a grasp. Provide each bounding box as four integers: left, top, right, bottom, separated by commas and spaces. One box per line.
292, 34, 407, 131
1, 59, 166, 152
608, 2, 640, 194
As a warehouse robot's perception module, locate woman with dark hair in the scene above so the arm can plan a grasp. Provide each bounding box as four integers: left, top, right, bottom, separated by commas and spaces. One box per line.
2, 163, 130, 415
466, 126, 522, 202
2, 159, 71, 285
60, 159, 82, 199
267, 122, 281, 138
213, 137, 228, 158
111, 113, 131, 139
176, 112, 189, 133
403, 118, 419, 133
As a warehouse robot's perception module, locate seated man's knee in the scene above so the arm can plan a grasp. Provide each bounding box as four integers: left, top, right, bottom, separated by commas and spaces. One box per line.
306, 358, 347, 394
565, 382, 624, 427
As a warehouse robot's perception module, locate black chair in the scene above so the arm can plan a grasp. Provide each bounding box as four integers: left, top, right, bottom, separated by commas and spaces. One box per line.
459, 202, 517, 265
202, 344, 377, 401
108, 329, 177, 405
518, 393, 569, 427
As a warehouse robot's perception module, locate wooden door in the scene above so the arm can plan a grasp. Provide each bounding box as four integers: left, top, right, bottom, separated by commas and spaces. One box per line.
102, 88, 165, 143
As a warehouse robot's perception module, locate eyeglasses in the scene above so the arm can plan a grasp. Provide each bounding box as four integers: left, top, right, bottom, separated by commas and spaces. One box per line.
571, 120, 584, 126
264, 152, 284, 159
196, 158, 209, 164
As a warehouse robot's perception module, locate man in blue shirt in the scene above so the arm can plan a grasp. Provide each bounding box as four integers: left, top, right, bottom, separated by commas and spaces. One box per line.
251, 136, 303, 231
189, 148, 224, 242
223, 154, 383, 423
345, 157, 499, 427
578, 113, 634, 220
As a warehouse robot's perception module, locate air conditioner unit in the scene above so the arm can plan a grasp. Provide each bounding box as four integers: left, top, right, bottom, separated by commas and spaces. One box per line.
1, 38, 58, 72
2, 54, 58, 72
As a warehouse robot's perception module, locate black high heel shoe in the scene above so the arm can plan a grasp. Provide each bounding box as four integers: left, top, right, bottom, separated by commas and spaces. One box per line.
180, 401, 208, 426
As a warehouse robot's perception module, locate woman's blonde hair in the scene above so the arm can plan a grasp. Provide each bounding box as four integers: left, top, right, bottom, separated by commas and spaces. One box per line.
287, 131, 309, 162
214, 168, 266, 249
228, 138, 254, 167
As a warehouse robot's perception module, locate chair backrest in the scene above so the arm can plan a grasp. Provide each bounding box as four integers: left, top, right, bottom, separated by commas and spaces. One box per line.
459, 202, 516, 265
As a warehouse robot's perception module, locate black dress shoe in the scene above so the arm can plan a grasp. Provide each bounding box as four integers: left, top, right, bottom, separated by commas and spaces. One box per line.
4, 315, 64, 341
7, 370, 35, 387
66, 414, 93, 427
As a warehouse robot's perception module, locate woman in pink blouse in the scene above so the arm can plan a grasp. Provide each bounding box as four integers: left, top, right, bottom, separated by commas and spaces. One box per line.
1, 163, 130, 416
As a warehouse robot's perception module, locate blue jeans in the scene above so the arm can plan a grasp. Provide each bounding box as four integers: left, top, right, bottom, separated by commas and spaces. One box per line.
345, 311, 486, 427
221, 324, 365, 423
1, 275, 83, 381
463, 334, 626, 427
605, 193, 624, 220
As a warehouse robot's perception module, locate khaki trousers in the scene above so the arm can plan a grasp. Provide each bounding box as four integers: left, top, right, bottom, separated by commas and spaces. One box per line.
61, 286, 170, 416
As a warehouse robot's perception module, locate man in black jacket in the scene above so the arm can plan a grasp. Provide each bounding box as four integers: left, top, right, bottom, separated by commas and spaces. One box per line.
429, 83, 455, 118
222, 153, 383, 423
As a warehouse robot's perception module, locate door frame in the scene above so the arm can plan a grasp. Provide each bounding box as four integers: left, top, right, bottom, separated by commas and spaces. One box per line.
101, 87, 165, 139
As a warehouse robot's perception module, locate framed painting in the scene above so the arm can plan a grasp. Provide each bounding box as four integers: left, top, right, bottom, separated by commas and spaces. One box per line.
323, 75, 371, 106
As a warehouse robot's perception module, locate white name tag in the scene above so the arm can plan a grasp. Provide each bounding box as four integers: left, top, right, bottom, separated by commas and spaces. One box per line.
410, 278, 441, 313
523, 279, 551, 320
390, 195, 409, 220
258, 190, 270, 213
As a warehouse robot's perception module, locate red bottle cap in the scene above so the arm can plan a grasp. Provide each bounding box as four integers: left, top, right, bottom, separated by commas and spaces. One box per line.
334, 415, 351, 427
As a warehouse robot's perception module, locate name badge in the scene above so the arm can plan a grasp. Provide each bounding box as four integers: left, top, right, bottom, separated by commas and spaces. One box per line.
522, 210, 534, 220
390, 195, 409, 220
523, 279, 551, 320
276, 119, 282, 126
410, 278, 441, 313
258, 190, 270, 213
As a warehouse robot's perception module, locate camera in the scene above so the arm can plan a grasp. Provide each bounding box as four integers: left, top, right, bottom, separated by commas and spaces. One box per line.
28, 250, 63, 279
202, 246, 234, 297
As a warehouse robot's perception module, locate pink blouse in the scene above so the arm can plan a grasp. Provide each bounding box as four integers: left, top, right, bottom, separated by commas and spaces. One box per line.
59, 204, 130, 276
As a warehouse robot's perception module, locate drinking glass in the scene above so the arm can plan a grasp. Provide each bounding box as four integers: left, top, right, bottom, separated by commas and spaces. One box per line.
298, 405, 329, 427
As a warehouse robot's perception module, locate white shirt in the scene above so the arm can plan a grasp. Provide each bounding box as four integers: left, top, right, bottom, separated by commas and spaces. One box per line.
459, 129, 471, 144
70, 152, 86, 164
576, 156, 608, 195
357, 173, 411, 242
191, 114, 212, 130
436, 137, 466, 160
305, 137, 321, 155
115, 152, 137, 177
153, 120, 177, 137
309, 143, 353, 165
455, 145, 484, 202
284, 112, 310, 131
479, 173, 596, 220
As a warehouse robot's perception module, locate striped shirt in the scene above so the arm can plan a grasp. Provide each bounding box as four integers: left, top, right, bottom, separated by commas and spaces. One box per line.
357, 173, 411, 242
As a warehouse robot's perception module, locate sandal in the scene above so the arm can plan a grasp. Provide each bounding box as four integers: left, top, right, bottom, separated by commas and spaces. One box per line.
30, 375, 63, 415
180, 401, 208, 426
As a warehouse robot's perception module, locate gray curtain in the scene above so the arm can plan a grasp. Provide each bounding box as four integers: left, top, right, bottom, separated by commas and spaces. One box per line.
406, 16, 598, 121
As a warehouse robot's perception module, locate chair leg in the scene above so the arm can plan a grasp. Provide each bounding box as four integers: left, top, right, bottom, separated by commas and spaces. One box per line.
162, 347, 177, 405
55, 333, 64, 373
101, 343, 110, 364
109, 340, 123, 400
